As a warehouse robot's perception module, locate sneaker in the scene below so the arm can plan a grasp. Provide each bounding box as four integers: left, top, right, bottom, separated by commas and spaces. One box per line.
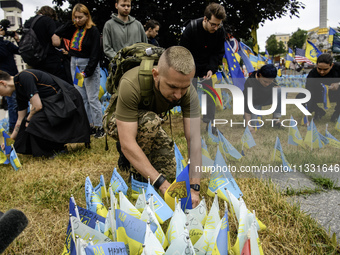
331, 111, 340, 122
314, 108, 326, 121
94, 127, 105, 138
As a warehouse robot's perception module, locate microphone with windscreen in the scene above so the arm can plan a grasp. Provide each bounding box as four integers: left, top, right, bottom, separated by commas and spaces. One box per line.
0, 209, 29, 253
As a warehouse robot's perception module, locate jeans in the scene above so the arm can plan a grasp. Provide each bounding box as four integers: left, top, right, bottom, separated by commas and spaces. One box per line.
6, 91, 18, 131
70, 57, 103, 127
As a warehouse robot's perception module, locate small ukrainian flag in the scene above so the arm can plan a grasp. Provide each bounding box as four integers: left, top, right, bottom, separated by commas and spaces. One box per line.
73, 66, 84, 87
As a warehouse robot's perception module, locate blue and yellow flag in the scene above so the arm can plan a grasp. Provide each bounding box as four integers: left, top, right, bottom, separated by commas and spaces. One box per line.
329, 27, 337, 44
321, 83, 331, 109
2, 131, 13, 155
241, 126, 256, 155
73, 66, 84, 87
207, 146, 243, 199
272, 137, 293, 172
94, 175, 108, 200
145, 182, 173, 224
306, 40, 322, 63
238, 42, 255, 73
85, 242, 127, 255
218, 130, 242, 161
99, 67, 108, 100
201, 137, 214, 167
301, 105, 309, 126
212, 209, 230, 255
285, 48, 294, 69
0, 150, 9, 164
304, 119, 323, 149
115, 209, 157, 255
62, 197, 106, 255
224, 41, 246, 90
109, 168, 128, 195
265, 49, 272, 64
10, 147, 21, 171
249, 53, 258, 70
174, 142, 187, 178
131, 175, 147, 199
164, 164, 192, 211
288, 116, 306, 148
325, 124, 340, 148
257, 54, 266, 69
254, 115, 263, 131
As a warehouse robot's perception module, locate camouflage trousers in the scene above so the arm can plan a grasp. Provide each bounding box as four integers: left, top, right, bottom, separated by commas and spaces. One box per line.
106, 109, 176, 180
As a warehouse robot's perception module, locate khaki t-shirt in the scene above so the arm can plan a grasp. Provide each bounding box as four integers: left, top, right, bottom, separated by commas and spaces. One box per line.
115, 66, 201, 122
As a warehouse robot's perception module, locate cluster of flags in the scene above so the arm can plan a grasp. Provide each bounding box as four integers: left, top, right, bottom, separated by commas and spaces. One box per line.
329, 27, 340, 53
0, 126, 22, 171
61, 136, 267, 255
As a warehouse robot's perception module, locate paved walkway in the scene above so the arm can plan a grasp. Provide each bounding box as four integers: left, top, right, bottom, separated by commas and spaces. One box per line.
255, 170, 340, 242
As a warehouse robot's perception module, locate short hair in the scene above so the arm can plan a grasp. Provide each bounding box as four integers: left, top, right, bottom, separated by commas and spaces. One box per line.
159, 46, 195, 75
37, 6, 57, 20
204, 3, 226, 21
72, 3, 95, 29
116, 0, 132, 4
258, 64, 277, 78
317, 53, 333, 65
144, 19, 160, 31
0, 70, 11, 81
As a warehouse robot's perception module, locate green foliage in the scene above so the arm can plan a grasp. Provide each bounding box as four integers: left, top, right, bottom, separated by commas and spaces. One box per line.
266, 34, 278, 55
266, 35, 286, 55
288, 28, 308, 49
277, 41, 286, 54
52, 0, 305, 47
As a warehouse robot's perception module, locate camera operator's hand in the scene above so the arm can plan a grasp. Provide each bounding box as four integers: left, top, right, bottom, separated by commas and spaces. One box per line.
0, 28, 5, 36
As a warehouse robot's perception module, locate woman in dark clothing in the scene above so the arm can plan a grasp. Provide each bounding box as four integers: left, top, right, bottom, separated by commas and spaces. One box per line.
53, 3, 104, 138
0, 69, 91, 157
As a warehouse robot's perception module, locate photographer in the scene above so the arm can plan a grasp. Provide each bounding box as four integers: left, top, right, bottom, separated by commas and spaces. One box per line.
0, 19, 19, 133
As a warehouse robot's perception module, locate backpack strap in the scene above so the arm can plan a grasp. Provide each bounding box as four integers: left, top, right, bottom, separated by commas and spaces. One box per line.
139, 58, 155, 106
30, 15, 43, 29
30, 15, 50, 59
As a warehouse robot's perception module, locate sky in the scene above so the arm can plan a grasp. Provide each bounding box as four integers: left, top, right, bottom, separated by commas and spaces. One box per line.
1, 0, 340, 51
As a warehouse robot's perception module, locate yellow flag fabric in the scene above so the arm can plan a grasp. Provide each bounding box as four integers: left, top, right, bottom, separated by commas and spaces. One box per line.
305, 40, 321, 63
251, 24, 259, 55
119, 191, 141, 219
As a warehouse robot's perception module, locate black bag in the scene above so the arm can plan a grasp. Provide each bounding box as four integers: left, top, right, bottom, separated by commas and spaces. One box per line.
41, 75, 77, 127
18, 16, 48, 66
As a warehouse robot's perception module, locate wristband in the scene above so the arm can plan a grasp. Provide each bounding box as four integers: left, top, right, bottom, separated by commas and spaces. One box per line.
153, 174, 166, 190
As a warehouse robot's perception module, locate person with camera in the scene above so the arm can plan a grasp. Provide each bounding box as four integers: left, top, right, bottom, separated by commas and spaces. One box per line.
0, 20, 19, 133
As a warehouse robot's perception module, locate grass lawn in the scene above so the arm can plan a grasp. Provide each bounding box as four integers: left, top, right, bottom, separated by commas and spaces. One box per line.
1, 97, 340, 254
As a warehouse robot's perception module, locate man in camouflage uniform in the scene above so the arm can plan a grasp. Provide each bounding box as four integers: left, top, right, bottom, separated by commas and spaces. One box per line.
104, 46, 202, 207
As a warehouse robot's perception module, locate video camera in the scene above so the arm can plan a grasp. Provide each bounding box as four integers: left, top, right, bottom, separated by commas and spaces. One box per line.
0, 19, 23, 37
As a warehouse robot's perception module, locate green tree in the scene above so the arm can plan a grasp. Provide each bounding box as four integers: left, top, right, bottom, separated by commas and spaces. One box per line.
266, 35, 278, 55
52, 0, 304, 48
277, 41, 286, 54
287, 28, 307, 50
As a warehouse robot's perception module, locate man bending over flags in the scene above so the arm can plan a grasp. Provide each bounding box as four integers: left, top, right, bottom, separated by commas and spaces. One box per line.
103, 46, 202, 207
